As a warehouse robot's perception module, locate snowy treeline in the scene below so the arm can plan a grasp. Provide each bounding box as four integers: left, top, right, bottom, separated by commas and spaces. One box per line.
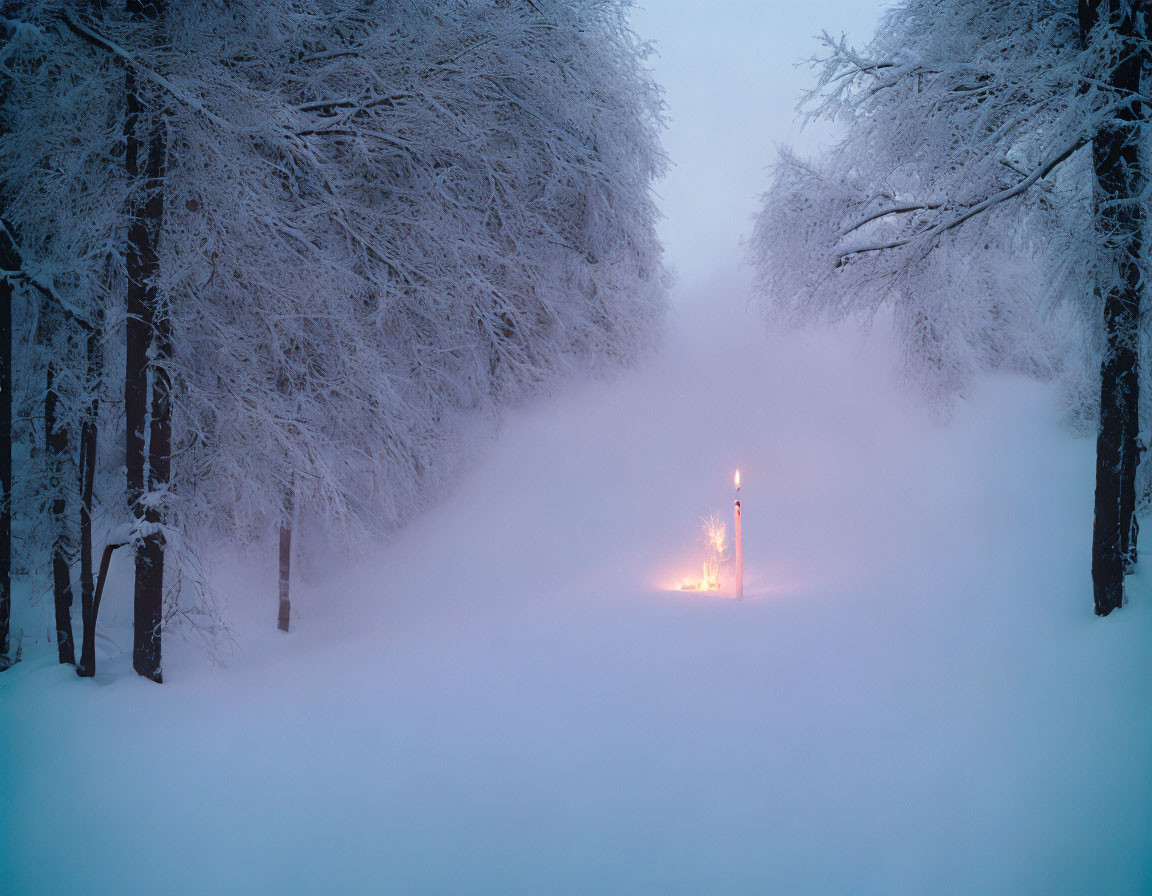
0, 0, 667, 676
752, 0, 1097, 399
751, 0, 1151, 615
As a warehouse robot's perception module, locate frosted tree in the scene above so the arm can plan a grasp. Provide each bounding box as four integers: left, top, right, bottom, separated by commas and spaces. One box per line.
751, 0, 1149, 615
154, 0, 667, 631
6, 1, 174, 679
1, 8, 129, 672
1, 0, 666, 674
121, 0, 169, 682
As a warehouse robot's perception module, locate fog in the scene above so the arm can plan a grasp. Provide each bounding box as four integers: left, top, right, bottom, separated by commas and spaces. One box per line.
631, 0, 889, 289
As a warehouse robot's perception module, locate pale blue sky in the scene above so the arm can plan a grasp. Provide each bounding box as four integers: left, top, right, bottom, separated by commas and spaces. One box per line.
630, 1, 889, 288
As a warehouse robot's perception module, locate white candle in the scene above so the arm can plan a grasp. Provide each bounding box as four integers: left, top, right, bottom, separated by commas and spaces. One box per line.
734, 469, 743, 598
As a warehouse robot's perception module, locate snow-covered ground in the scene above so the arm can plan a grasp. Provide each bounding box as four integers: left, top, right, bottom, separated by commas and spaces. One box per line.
4, 270, 1152, 894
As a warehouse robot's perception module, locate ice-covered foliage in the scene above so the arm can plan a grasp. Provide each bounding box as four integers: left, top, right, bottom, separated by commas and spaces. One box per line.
158, 0, 667, 546
0, 12, 127, 584
750, 0, 1136, 405
1, 1, 666, 613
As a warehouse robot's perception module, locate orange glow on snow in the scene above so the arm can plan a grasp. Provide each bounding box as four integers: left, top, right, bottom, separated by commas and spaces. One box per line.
679, 559, 721, 592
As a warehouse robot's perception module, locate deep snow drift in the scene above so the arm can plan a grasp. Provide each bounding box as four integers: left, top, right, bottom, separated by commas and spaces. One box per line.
3, 271, 1152, 894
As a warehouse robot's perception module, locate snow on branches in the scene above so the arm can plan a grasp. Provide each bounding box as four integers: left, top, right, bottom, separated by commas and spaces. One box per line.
1, 0, 667, 620
158, 0, 668, 545
749, 0, 1139, 402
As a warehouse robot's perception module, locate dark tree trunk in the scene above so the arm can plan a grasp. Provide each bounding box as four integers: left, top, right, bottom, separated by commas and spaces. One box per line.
0, 220, 12, 665
137, 260, 170, 681
1081, 0, 1147, 616
77, 327, 100, 677
277, 478, 294, 632
1, 21, 17, 667
278, 521, 292, 633
125, 2, 168, 681
45, 364, 75, 665
81, 539, 128, 677
124, 71, 147, 530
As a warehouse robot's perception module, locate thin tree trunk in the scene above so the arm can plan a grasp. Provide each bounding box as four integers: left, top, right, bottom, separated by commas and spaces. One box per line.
124, 65, 149, 673
277, 478, 294, 632
45, 363, 75, 665
278, 519, 292, 633
1082, 0, 1146, 616
124, 71, 146, 534
138, 249, 170, 680
80, 539, 129, 678
125, 3, 167, 680
1, 21, 16, 666
0, 219, 12, 664
77, 326, 100, 677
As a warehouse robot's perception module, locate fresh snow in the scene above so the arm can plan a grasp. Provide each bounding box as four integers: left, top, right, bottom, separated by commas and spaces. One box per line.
4, 270, 1152, 894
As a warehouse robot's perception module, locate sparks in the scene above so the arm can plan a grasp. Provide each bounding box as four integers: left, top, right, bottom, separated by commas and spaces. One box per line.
681, 512, 728, 591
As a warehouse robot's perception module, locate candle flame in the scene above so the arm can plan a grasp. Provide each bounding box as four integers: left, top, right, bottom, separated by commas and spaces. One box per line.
734, 469, 741, 491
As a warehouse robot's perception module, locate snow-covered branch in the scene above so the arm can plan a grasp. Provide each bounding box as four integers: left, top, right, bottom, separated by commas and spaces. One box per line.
751, 0, 1120, 404
3, 0, 668, 630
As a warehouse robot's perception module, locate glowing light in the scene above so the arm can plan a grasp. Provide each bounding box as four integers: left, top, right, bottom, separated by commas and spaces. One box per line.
673, 471, 746, 595
680, 513, 728, 591
708, 517, 726, 555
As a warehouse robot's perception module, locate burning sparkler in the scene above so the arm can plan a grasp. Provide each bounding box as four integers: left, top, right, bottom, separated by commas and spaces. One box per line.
681, 512, 728, 591
678, 469, 744, 594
